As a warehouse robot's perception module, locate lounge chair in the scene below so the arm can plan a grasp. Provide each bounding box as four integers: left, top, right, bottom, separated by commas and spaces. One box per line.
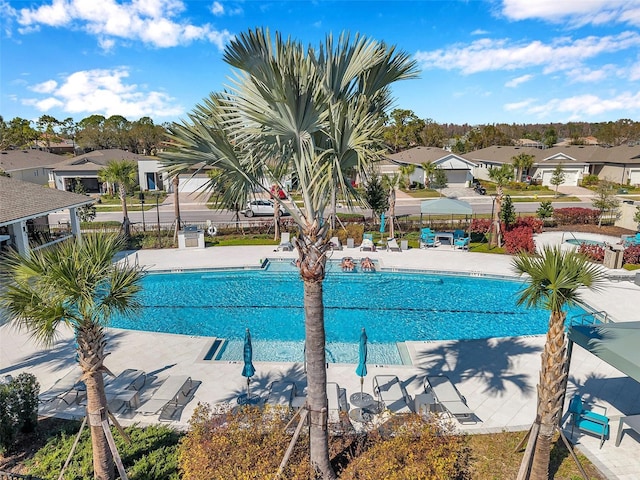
266, 380, 297, 407
623, 232, 640, 247
360, 233, 376, 252
158, 387, 198, 422
329, 236, 343, 250
454, 237, 470, 250
372, 375, 413, 414
277, 232, 294, 252
136, 375, 196, 415
104, 368, 146, 394
425, 375, 473, 421
38, 369, 85, 406
386, 238, 402, 252
326, 382, 349, 423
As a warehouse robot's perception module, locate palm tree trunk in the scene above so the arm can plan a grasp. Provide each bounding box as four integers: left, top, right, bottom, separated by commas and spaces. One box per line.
173, 176, 181, 241
530, 310, 568, 480
299, 236, 336, 480
76, 323, 114, 480
274, 207, 281, 241
119, 184, 130, 238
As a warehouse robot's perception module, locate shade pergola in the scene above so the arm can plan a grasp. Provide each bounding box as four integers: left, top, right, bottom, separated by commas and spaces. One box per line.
420, 198, 473, 215
568, 321, 640, 383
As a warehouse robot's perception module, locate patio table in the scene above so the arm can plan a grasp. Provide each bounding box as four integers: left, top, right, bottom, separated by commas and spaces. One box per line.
615, 414, 640, 446
435, 232, 454, 247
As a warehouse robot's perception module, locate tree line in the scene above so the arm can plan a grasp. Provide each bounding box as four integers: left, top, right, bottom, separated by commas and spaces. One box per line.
0, 114, 168, 155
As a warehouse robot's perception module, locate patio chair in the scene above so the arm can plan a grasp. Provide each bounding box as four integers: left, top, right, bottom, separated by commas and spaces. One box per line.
38, 369, 85, 406
360, 233, 376, 252
421, 233, 439, 248
453, 230, 465, 240
567, 394, 610, 448
277, 232, 294, 251
386, 238, 402, 252
326, 382, 349, 423
425, 375, 473, 422
329, 236, 343, 250
454, 236, 470, 250
136, 375, 197, 415
623, 232, 640, 247
373, 375, 413, 414
104, 368, 146, 394
266, 380, 297, 407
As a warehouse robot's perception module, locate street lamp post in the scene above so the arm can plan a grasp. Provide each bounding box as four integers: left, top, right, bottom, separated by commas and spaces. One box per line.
154, 191, 161, 247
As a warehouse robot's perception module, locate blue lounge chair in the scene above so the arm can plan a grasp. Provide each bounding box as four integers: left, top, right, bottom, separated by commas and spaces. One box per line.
623, 232, 640, 247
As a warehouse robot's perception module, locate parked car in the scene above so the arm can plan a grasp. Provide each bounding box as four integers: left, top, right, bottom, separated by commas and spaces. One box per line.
243, 199, 287, 217
471, 180, 486, 195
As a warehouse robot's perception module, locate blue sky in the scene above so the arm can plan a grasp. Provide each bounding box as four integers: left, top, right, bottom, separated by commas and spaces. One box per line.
2, 0, 640, 126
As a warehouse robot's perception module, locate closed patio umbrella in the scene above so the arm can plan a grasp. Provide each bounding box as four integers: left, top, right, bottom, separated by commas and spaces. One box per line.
241, 328, 257, 404
355, 328, 368, 398
380, 213, 386, 242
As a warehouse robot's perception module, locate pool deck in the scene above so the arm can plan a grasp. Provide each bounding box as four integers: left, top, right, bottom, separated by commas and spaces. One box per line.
1, 231, 640, 478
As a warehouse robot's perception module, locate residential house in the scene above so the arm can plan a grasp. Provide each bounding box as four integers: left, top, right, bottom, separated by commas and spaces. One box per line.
0, 176, 93, 256
0, 149, 64, 186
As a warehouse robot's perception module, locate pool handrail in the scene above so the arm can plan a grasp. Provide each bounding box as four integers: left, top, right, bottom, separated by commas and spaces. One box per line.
569, 310, 610, 326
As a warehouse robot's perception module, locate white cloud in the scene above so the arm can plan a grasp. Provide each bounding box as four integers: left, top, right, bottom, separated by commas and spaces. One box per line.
500, 0, 640, 28
30, 79, 58, 93
565, 65, 615, 83
511, 91, 640, 120
211, 1, 224, 16
15, 0, 232, 50
504, 98, 535, 111
415, 32, 640, 75
505, 74, 532, 87
471, 29, 489, 36
21, 67, 184, 119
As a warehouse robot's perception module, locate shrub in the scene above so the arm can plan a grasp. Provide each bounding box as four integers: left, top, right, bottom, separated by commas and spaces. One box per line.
581, 174, 600, 186
331, 223, 365, 244
469, 218, 492, 234
578, 244, 605, 263
623, 245, 640, 265
0, 373, 39, 453
503, 227, 535, 254
553, 207, 600, 225
512, 216, 543, 234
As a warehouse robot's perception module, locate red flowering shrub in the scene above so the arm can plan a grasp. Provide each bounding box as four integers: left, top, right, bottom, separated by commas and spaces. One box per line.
553, 208, 600, 225
469, 218, 492, 234
512, 216, 543, 234
503, 226, 535, 254
623, 245, 640, 265
578, 244, 605, 262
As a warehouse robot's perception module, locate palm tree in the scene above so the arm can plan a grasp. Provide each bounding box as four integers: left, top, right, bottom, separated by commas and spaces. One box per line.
420, 161, 437, 189
383, 173, 401, 239
0, 235, 144, 480
512, 153, 534, 182
160, 29, 417, 478
487, 164, 514, 247
98, 160, 138, 238
512, 247, 604, 480
398, 164, 416, 189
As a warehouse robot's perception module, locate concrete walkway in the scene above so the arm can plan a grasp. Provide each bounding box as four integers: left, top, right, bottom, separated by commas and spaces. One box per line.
1, 232, 639, 478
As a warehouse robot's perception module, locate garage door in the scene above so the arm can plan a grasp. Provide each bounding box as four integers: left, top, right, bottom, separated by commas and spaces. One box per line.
630, 170, 640, 186
178, 175, 210, 192
445, 170, 469, 186
541, 169, 580, 187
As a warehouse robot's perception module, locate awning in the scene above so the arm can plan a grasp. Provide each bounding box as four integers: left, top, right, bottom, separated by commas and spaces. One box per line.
420, 198, 473, 215
568, 322, 640, 383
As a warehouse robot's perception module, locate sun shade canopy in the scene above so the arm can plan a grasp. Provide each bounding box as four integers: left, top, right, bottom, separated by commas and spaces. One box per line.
568, 322, 640, 383
420, 198, 473, 215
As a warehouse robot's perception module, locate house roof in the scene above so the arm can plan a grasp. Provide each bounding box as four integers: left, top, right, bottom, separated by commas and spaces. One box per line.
0, 149, 67, 172
463, 145, 640, 166
386, 146, 455, 165
49, 149, 148, 172
0, 176, 94, 225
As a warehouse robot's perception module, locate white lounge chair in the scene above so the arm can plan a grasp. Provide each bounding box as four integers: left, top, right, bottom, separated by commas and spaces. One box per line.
266, 380, 296, 407
360, 234, 376, 252
425, 375, 473, 421
373, 375, 413, 414
277, 232, 294, 252
104, 368, 146, 394
386, 238, 402, 252
38, 369, 85, 406
136, 375, 196, 415
326, 382, 348, 423
329, 237, 343, 250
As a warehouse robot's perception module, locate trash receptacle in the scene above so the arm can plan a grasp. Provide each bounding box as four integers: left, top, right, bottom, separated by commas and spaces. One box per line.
603, 247, 623, 269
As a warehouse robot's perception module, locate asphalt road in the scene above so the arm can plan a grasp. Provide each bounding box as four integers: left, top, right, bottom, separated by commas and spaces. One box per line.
49, 197, 589, 226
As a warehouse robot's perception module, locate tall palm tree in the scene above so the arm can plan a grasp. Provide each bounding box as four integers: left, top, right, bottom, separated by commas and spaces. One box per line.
512, 247, 604, 480
98, 160, 138, 238
383, 173, 401, 239
398, 164, 416, 189
160, 29, 417, 478
512, 153, 534, 182
487, 164, 514, 247
0, 235, 144, 480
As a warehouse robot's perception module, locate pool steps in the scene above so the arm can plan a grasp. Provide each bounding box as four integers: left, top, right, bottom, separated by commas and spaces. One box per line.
199, 337, 227, 361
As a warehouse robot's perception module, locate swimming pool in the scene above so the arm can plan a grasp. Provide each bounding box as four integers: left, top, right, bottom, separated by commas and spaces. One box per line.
111, 260, 588, 365
565, 239, 607, 247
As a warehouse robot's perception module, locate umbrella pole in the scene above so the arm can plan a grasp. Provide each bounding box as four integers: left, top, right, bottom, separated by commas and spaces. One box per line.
360, 376, 364, 396
247, 377, 251, 398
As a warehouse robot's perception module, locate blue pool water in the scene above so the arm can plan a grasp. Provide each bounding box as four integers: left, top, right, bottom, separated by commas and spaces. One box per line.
565, 238, 606, 247
111, 260, 587, 364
